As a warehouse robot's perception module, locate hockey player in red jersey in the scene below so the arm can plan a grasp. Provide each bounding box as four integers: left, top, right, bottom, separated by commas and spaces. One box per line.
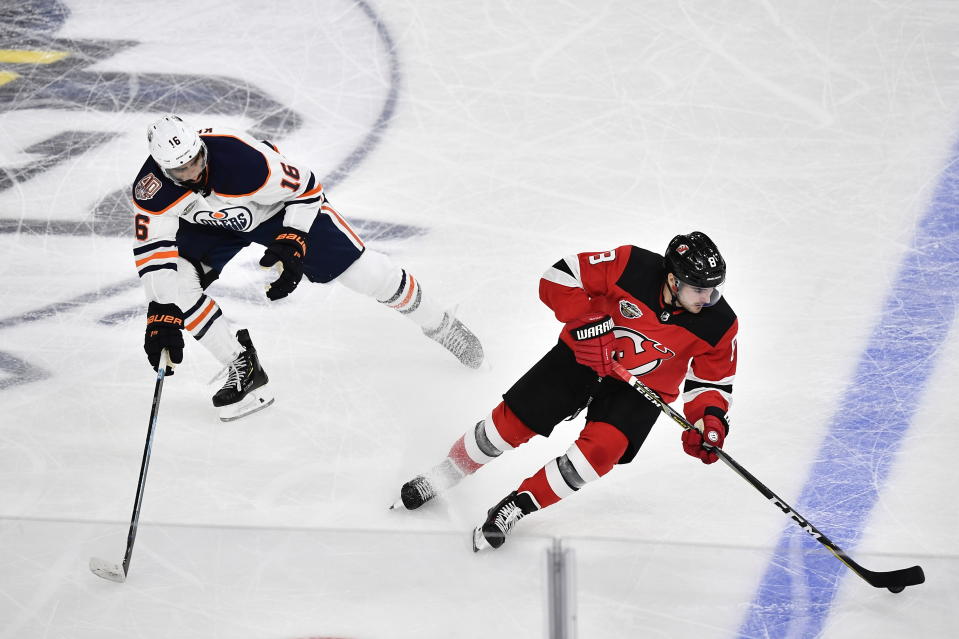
134, 115, 483, 421
393, 232, 736, 551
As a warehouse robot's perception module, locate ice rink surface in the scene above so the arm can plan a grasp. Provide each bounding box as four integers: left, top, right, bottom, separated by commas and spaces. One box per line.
1, 1, 957, 637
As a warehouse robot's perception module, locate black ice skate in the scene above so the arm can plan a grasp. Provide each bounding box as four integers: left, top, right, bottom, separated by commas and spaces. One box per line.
423, 312, 484, 369
391, 458, 465, 510
212, 329, 274, 422
472, 490, 539, 552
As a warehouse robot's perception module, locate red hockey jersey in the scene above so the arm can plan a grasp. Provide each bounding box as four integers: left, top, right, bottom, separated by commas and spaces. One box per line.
540, 244, 737, 425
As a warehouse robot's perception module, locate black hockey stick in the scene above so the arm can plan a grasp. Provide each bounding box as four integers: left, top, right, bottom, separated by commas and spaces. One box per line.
610, 362, 925, 593
89, 350, 169, 583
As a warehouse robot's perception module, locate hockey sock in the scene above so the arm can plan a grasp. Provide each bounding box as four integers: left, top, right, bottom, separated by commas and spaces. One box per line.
517, 420, 628, 509
448, 401, 536, 475
176, 261, 240, 364
181, 293, 241, 364
379, 267, 451, 331
335, 249, 445, 329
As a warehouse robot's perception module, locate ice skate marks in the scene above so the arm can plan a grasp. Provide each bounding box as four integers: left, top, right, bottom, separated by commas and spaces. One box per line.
739, 133, 959, 638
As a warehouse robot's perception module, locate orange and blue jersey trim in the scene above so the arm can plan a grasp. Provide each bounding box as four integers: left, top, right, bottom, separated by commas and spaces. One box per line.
321, 202, 364, 250
133, 239, 178, 277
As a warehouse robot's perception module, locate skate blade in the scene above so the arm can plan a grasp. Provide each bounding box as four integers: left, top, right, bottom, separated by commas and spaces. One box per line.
472, 526, 489, 552
218, 391, 274, 422
89, 557, 126, 582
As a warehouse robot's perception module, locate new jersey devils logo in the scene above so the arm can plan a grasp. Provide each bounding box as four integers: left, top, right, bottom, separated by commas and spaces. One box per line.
611, 327, 675, 376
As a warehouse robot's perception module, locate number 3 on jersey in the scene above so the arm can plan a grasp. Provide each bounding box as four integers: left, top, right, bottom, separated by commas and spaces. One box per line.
589, 249, 616, 264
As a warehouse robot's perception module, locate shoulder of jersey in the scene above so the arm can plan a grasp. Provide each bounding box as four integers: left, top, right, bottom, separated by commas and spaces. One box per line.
131, 157, 188, 214
707, 296, 737, 326
672, 287, 737, 346
615, 245, 737, 345
613, 245, 662, 301
201, 127, 274, 198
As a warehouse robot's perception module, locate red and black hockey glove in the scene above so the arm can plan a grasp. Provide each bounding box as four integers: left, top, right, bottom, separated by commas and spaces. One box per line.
144, 301, 184, 375
681, 411, 728, 464
566, 313, 616, 377
259, 227, 308, 301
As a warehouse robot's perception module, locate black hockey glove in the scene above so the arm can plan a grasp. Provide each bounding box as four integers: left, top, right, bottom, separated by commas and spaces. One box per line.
259, 227, 307, 301
144, 302, 184, 375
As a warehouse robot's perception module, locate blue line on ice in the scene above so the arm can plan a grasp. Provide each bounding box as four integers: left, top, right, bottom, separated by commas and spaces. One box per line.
738, 147, 959, 638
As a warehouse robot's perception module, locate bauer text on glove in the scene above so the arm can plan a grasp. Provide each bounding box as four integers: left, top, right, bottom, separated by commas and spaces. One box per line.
144, 301, 184, 374
259, 227, 307, 301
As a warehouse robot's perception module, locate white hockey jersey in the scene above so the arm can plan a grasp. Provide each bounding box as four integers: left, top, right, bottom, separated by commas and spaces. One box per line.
130, 126, 326, 303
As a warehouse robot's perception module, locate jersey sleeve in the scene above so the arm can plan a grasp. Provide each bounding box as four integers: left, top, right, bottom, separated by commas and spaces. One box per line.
539, 245, 633, 322
131, 160, 191, 304
278, 170, 325, 232
682, 319, 738, 426
251, 140, 325, 233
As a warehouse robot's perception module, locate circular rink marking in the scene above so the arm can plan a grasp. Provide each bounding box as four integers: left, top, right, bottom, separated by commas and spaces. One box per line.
0, 0, 402, 234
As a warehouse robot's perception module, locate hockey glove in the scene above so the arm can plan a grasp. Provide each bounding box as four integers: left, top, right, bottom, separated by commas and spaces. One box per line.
259, 227, 308, 301
681, 413, 728, 464
144, 301, 184, 375
566, 313, 616, 377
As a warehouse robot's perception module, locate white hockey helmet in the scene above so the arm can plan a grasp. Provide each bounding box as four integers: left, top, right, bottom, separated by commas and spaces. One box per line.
147, 115, 205, 175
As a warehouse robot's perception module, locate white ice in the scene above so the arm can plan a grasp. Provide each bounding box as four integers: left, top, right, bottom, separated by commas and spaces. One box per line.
1, 1, 956, 637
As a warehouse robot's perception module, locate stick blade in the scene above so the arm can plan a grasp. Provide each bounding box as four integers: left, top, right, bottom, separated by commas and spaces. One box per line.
881, 565, 925, 593
861, 563, 925, 592
89, 557, 126, 583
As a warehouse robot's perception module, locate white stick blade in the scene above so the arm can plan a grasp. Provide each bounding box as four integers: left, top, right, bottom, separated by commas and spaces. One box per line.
89, 557, 126, 582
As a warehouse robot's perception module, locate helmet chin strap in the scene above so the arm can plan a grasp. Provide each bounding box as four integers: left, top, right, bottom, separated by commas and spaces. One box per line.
163, 145, 209, 194
665, 275, 684, 310
188, 166, 211, 196
169, 165, 210, 196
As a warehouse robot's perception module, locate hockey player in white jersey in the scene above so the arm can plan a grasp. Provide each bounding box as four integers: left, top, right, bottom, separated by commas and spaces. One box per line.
134, 115, 483, 420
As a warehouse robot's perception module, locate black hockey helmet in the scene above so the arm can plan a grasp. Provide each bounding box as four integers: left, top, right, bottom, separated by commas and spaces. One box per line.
665, 231, 726, 288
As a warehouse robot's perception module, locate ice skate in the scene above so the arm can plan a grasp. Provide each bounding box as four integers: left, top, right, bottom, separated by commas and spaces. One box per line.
212, 329, 273, 421
423, 311, 484, 369
472, 490, 539, 552
391, 458, 465, 510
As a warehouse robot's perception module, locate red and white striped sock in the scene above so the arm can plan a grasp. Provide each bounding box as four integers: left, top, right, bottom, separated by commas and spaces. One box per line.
447, 401, 536, 475
517, 420, 628, 509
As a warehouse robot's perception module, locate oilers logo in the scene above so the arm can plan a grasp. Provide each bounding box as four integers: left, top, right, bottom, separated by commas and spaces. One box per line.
191, 206, 253, 231
611, 327, 675, 376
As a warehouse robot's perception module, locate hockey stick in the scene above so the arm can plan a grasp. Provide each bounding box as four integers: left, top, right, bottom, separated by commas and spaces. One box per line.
610, 361, 925, 593
89, 350, 170, 583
